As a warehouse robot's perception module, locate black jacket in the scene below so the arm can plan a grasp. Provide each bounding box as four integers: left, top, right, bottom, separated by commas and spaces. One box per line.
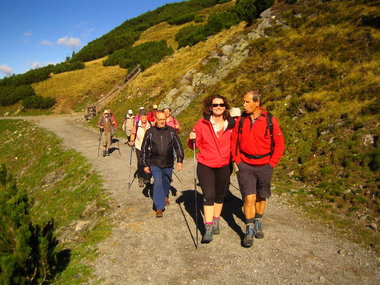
141, 125, 184, 168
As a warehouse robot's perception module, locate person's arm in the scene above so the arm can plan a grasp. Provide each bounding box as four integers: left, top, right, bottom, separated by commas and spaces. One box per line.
269, 117, 285, 168
129, 123, 137, 146
173, 131, 184, 164
141, 130, 152, 173
97, 117, 104, 131
230, 118, 241, 164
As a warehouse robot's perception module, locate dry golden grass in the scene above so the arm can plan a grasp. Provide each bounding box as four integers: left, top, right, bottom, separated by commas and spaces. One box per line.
133, 22, 195, 50
32, 58, 126, 113
124, 22, 246, 104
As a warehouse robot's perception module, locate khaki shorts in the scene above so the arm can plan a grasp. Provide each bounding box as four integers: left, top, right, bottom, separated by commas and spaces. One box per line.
237, 162, 273, 198
102, 132, 111, 148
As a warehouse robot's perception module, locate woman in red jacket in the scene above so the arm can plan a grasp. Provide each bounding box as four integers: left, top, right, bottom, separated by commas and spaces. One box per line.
188, 94, 235, 243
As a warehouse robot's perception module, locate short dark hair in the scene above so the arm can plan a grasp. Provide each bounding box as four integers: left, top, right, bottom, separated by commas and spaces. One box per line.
139, 109, 148, 116
202, 94, 230, 120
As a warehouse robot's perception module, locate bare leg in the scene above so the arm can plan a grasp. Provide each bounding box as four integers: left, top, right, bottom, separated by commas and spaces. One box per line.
244, 194, 256, 220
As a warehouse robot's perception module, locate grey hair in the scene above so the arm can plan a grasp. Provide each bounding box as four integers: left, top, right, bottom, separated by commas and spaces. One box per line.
246, 90, 261, 103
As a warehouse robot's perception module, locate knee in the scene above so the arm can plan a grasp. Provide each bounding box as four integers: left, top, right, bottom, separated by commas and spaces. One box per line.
203, 194, 215, 206
244, 194, 256, 206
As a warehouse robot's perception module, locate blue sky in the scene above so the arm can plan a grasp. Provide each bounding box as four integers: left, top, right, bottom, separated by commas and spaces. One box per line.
0, 0, 179, 78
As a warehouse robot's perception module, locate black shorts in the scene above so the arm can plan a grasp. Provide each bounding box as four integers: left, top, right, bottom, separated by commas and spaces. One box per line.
237, 162, 273, 198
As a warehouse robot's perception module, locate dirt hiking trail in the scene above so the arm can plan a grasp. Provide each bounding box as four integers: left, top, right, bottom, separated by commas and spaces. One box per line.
15, 114, 380, 284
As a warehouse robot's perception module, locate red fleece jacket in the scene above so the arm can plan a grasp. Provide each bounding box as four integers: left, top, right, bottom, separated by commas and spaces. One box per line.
188, 116, 235, 168
231, 109, 285, 168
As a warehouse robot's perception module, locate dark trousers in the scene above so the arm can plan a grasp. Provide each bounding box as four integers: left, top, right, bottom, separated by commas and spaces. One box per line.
197, 163, 230, 206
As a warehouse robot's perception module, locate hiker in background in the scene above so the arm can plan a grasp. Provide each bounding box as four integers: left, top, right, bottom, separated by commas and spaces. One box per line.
142, 110, 184, 218
163, 107, 181, 133
231, 90, 285, 248
230, 107, 241, 121
188, 94, 235, 243
135, 106, 145, 123
147, 104, 158, 123
107, 108, 118, 140
97, 110, 113, 157
122, 109, 135, 143
129, 109, 152, 187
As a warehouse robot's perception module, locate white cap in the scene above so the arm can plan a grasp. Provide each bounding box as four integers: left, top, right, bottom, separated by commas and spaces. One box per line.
139, 106, 144, 110
153, 104, 158, 109
230, 107, 241, 117
128, 109, 133, 114
103, 110, 109, 114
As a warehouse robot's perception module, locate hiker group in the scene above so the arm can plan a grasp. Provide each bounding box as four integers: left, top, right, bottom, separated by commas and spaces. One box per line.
97, 90, 284, 247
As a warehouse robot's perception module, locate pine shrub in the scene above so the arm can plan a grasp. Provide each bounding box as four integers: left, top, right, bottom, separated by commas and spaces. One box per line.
0, 165, 62, 284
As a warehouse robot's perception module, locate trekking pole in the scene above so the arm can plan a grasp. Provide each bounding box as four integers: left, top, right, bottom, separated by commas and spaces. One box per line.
97, 129, 102, 157
127, 146, 134, 189
173, 170, 182, 183
193, 140, 199, 249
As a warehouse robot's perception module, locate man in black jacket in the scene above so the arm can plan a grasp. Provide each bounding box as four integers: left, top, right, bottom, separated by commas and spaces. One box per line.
142, 110, 184, 217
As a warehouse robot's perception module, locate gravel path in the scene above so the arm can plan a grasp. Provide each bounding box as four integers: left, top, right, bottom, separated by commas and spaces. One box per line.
13, 114, 380, 284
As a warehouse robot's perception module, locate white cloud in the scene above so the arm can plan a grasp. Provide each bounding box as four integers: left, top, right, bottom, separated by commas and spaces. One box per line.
57, 36, 81, 49
31, 62, 41, 69
0, 65, 13, 76
23, 31, 32, 43
40, 40, 54, 46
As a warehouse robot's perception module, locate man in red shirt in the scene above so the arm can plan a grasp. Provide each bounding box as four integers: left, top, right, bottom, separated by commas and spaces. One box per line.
231, 90, 285, 248
147, 104, 158, 123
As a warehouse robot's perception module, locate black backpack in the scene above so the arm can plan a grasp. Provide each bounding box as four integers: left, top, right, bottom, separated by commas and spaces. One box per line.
235, 112, 274, 159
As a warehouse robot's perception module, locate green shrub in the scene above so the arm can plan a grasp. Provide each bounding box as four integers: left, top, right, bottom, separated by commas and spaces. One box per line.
0, 85, 35, 106
103, 40, 173, 71
176, 9, 239, 48
52, 61, 85, 74
0, 165, 64, 284
195, 15, 206, 23
22, 95, 56, 109
235, 0, 258, 24
168, 13, 195, 25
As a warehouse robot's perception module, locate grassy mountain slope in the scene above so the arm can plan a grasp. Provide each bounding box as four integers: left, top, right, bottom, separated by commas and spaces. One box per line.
177, 0, 379, 248
0, 120, 111, 283
32, 58, 126, 113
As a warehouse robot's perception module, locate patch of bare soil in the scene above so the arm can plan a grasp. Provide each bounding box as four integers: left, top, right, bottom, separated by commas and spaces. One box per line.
19, 114, 380, 284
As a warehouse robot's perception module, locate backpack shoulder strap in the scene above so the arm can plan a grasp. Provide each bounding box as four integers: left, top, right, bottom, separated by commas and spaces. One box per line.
235, 114, 247, 156
266, 112, 275, 155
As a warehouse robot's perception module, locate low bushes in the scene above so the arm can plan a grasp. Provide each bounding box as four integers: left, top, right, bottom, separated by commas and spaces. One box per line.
103, 40, 173, 71
22, 95, 56, 109
0, 85, 35, 106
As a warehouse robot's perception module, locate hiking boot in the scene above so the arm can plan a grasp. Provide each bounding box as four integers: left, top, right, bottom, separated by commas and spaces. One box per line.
253, 218, 264, 239
202, 224, 213, 243
138, 177, 144, 188
102, 150, 107, 157
106, 150, 110, 156
165, 197, 170, 206
155, 209, 163, 218
242, 224, 254, 248
212, 217, 220, 235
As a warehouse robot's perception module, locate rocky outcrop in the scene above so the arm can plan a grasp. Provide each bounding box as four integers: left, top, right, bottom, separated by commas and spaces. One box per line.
159, 8, 286, 117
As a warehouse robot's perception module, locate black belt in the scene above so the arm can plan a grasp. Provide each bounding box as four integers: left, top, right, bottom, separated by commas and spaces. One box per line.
241, 151, 272, 159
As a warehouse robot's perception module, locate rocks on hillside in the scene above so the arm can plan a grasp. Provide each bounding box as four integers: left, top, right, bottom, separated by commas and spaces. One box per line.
159, 8, 287, 116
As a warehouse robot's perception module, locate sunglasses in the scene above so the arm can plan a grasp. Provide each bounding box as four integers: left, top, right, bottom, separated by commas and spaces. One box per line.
212, 103, 226, 108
